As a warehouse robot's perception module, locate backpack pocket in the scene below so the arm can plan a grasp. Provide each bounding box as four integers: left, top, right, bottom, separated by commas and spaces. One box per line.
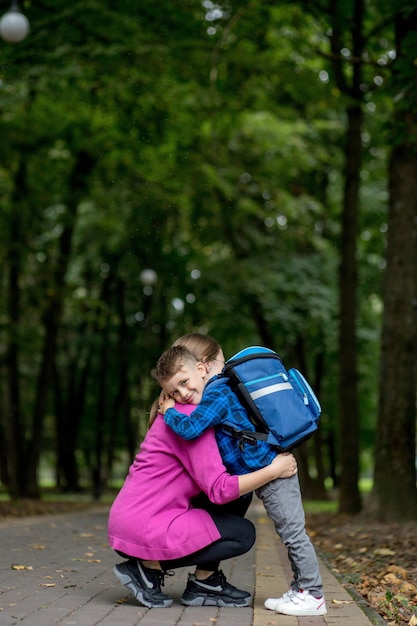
288, 368, 321, 420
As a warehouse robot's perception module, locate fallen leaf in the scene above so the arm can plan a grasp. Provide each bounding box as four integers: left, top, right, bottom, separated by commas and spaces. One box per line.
30, 544, 45, 550
55, 568, 77, 572
382, 573, 401, 585
40, 583, 55, 587
332, 598, 354, 605
385, 565, 409, 578
11, 564, 33, 571
408, 615, 417, 626
374, 548, 395, 557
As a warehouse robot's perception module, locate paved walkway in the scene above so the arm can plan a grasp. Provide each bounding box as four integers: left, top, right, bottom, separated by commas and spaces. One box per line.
0, 501, 386, 626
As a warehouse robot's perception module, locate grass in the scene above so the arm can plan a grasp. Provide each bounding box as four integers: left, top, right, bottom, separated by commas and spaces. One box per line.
303, 499, 338, 514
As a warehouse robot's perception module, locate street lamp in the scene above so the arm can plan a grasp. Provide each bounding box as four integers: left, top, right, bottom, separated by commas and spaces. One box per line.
0, 1, 30, 43
138, 269, 158, 329
140, 269, 157, 295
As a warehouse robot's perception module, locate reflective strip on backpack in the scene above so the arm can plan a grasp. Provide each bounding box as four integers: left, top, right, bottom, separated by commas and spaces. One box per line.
249, 381, 292, 400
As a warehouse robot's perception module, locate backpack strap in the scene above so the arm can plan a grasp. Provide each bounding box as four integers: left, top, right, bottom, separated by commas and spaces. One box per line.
208, 372, 275, 450
221, 424, 269, 451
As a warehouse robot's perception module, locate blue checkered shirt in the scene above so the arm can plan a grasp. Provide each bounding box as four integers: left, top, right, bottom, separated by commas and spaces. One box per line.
164, 377, 276, 475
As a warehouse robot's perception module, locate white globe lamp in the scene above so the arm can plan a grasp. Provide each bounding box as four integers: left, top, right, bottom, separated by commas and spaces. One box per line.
140, 269, 158, 296
140, 269, 158, 287
0, 1, 30, 43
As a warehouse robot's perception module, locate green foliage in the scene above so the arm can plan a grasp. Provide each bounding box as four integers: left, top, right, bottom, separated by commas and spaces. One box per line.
381, 590, 416, 624
0, 0, 406, 497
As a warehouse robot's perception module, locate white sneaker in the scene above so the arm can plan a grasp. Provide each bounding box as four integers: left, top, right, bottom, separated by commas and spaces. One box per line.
264, 589, 327, 616
265, 588, 296, 609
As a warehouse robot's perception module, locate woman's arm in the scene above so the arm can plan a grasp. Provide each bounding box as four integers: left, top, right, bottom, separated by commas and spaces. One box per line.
237, 452, 297, 495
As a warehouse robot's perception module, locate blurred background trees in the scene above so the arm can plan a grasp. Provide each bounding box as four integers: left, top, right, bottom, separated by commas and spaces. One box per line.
0, 0, 415, 521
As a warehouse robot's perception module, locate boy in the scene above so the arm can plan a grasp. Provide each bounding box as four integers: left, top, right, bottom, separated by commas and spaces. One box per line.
158, 345, 327, 617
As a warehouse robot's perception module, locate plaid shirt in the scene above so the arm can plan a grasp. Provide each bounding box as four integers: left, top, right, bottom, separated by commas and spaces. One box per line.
164, 377, 276, 475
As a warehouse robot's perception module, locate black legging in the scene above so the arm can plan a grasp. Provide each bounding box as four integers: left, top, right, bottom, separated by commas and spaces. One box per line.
192, 492, 253, 518
160, 510, 256, 572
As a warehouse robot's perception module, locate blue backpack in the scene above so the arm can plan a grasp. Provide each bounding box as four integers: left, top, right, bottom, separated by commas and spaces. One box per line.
214, 346, 321, 452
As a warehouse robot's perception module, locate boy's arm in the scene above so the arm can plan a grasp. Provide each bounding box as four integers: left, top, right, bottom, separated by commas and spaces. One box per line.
162, 393, 226, 440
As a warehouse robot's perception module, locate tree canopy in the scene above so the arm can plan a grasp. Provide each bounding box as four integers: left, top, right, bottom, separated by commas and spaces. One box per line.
0, 0, 416, 520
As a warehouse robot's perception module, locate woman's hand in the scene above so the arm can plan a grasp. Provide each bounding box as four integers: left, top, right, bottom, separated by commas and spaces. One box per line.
238, 451, 298, 496
270, 452, 298, 479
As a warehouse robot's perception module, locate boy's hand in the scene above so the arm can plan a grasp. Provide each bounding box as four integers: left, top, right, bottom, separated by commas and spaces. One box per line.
270, 452, 298, 479
159, 397, 175, 415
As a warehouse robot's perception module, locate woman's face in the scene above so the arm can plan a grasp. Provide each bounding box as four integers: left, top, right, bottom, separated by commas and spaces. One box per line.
206, 348, 225, 378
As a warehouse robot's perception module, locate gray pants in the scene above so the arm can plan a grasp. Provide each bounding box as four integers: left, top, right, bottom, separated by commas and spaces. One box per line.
256, 474, 323, 597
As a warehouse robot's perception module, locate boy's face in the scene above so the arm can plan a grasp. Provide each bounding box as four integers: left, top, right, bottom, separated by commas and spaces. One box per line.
162, 360, 206, 405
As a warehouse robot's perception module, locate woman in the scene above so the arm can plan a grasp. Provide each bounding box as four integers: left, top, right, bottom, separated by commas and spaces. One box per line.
108, 335, 297, 609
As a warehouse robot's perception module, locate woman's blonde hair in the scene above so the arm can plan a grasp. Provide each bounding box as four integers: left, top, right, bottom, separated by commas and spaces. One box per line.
173, 333, 220, 365
148, 333, 221, 428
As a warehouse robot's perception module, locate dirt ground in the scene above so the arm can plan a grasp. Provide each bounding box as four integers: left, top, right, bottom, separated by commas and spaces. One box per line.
1, 500, 416, 625
306, 512, 417, 625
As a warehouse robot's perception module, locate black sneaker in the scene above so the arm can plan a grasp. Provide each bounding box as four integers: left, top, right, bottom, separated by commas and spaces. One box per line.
181, 569, 252, 607
113, 560, 173, 608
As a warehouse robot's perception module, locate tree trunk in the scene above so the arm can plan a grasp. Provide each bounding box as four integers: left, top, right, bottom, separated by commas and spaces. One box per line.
107, 277, 135, 478
4, 220, 24, 497
329, 0, 365, 514
4, 161, 28, 498
292, 335, 327, 498
337, 103, 362, 514
372, 6, 417, 520
372, 143, 417, 520
311, 350, 327, 498
55, 349, 91, 492
92, 275, 113, 501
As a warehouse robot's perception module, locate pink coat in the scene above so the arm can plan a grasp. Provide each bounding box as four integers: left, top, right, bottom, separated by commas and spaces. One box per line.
107, 405, 240, 561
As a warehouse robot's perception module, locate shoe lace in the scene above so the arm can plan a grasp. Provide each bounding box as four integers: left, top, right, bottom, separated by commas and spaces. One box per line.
158, 569, 175, 588
215, 569, 227, 587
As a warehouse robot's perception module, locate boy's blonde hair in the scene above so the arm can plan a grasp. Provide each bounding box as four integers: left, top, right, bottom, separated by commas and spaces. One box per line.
155, 345, 198, 383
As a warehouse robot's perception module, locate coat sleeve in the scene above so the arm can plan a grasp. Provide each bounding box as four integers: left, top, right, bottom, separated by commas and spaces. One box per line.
176, 424, 240, 505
